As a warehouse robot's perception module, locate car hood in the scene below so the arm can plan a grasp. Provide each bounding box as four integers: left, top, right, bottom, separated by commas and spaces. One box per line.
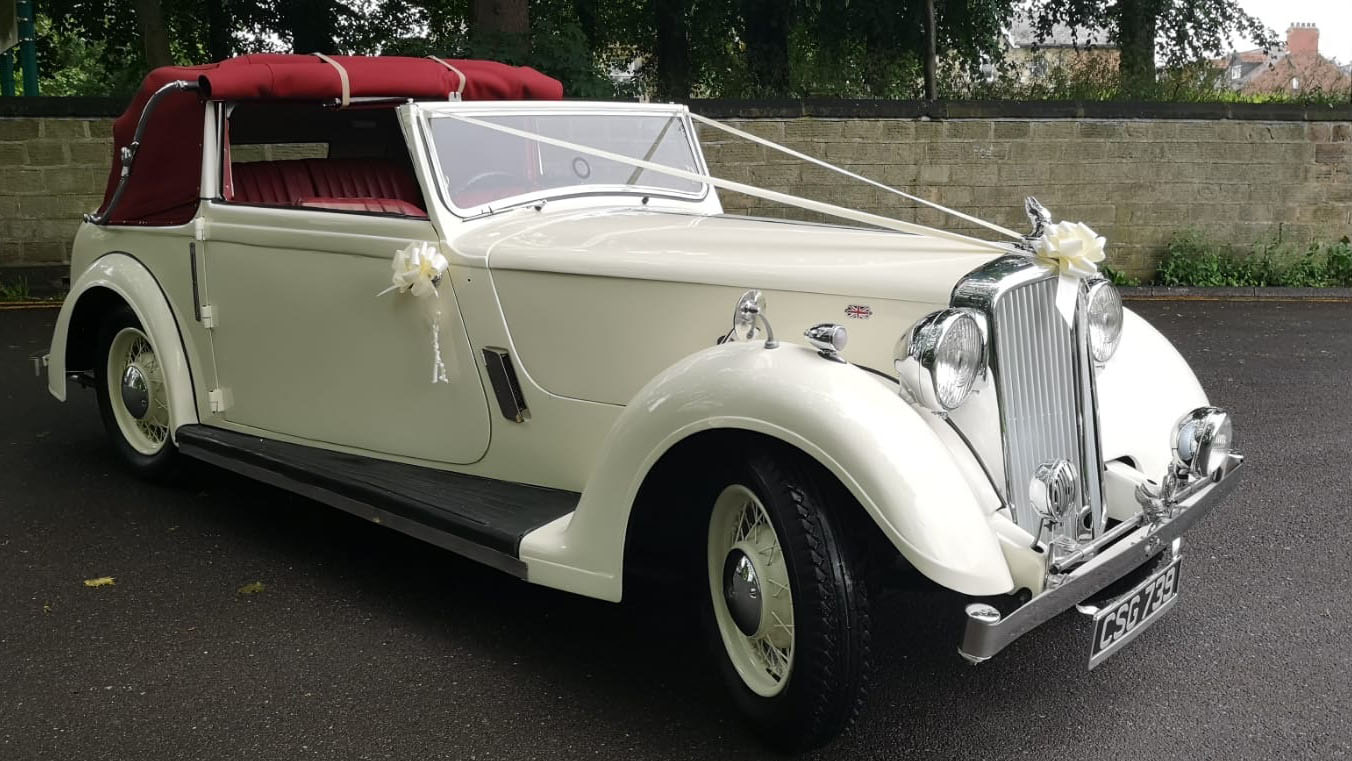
456, 207, 1009, 406
458, 207, 1006, 304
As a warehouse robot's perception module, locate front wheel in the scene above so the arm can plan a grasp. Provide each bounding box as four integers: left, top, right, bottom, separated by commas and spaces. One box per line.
95, 305, 178, 478
703, 449, 871, 751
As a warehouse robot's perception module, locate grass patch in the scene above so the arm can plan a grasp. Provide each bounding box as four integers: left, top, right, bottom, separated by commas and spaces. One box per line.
0, 276, 33, 302
1152, 231, 1352, 287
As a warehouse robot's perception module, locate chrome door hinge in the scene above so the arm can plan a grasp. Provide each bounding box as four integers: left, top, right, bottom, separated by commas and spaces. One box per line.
207, 387, 230, 413
199, 304, 216, 329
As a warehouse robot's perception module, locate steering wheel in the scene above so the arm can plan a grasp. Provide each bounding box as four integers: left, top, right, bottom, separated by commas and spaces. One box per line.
454, 171, 520, 199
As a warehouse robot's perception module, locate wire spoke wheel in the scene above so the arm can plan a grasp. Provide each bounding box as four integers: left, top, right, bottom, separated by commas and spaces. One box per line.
106, 327, 170, 456
708, 483, 796, 697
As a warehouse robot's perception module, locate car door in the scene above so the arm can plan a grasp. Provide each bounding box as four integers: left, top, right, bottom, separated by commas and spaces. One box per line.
197, 103, 491, 465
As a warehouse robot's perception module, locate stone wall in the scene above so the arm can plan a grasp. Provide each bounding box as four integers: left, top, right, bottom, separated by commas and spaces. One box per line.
700, 116, 1352, 276
1, 102, 1350, 286
1, 116, 111, 273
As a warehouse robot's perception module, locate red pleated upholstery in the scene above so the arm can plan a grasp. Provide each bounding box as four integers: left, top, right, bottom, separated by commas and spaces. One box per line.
230, 161, 316, 205
304, 159, 420, 204
230, 158, 425, 217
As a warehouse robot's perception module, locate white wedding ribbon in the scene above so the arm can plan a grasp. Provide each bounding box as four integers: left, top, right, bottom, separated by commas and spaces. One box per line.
380, 241, 451, 383
443, 113, 1011, 252
1031, 220, 1106, 279
690, 113, 1022, 241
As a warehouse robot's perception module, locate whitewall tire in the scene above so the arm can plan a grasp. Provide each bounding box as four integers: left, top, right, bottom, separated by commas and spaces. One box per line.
96, 305, 178, 477
702, 447, 872, 751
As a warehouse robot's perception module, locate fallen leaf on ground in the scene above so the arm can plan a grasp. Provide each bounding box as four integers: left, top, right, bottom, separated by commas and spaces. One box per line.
237, 581, 265, 596
83, 577, 115, 587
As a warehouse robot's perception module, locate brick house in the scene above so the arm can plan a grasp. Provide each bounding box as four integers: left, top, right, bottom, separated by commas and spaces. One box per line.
1217, 23, 1352, 97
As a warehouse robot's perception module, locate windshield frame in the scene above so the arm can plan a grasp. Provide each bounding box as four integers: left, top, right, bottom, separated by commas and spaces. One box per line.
417, 101, 711, 219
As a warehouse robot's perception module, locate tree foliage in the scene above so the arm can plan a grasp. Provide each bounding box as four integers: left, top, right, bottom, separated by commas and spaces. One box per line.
1024, 0, 1274, 90
31, 0, 1283, 100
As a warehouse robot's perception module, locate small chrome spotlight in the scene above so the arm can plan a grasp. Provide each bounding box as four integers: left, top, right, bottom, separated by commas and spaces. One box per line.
804, 323, 848, 362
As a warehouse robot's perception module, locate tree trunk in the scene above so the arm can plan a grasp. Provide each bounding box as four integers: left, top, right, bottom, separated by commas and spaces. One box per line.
1115, 0, 1158, 91
206, 0, 233, 62
923, 0, 937, 100
132, 0, 173, 69
283, 0, 338, 54
472, 0, 531, 60
740, 0, 790, 96
651, 0, 691, 100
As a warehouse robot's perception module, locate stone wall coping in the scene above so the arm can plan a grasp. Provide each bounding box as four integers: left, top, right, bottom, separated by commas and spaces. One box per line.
2, 96, 1351, 121
691, 99, 1352, 121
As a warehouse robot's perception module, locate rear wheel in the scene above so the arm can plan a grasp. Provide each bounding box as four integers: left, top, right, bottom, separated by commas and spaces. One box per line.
703, 449, 871, 751
95, 305, 178, 477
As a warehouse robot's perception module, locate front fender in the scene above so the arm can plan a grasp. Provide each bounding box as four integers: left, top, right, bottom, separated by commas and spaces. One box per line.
1097, 309, 1209, 481
48, 253, 198, 437
520, 340, 1015, 601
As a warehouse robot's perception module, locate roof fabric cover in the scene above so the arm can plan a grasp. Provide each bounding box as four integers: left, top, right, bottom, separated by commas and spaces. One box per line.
97, 55, 563, 226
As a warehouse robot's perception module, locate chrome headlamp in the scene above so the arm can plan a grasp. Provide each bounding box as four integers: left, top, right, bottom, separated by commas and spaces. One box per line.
894, 308, 986, 412
1171, 407, 1234, 479
1085, 279, 1123, 363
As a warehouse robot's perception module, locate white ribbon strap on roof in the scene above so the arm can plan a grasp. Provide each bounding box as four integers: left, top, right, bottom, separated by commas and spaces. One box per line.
427, 57, 467, 101
690, 113, 1021, 240
445, 113, 1009, 252
312, 52, 350, 107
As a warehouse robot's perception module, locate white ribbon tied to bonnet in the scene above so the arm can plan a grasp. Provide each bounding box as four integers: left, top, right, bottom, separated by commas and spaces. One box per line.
1032, 220, 1106, 279
379, 241, 451, 383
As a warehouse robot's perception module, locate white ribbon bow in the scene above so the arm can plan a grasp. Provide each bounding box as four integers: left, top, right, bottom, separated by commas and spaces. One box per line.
1032, 221, 1106, 279
379, 241, 451, 383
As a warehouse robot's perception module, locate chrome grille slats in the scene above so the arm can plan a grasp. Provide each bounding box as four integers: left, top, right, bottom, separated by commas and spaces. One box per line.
993, 277, 1083, 531
950, 254, 1106, 542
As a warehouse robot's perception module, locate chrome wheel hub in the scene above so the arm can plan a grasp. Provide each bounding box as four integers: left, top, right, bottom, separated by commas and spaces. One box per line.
708, 484, 795, 697
120, 365, 150, 420
723, 549, 762, 636
106, 327, 170, 456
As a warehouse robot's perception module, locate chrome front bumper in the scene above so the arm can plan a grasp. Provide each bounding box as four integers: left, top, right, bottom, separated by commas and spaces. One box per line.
958, 453, 1244, 664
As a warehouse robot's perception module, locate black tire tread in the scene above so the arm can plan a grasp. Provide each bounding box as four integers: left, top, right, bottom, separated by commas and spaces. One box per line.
94, 304, 179, 479
709, 446, 874, 752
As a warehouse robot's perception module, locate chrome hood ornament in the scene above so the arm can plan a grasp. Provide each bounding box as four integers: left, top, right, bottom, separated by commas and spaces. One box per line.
1021, 196, 1052, 252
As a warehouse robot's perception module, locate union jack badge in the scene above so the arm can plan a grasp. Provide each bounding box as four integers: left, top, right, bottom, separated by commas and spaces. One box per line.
845, 304, 872, 319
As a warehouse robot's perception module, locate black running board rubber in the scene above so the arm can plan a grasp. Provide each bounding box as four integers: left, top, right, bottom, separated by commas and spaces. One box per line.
176, 425, 578, 577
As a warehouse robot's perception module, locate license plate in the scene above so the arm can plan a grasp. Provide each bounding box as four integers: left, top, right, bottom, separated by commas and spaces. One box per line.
1088, 557, 1181, 669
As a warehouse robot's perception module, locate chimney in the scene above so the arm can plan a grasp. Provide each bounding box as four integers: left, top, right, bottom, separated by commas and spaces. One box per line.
1286, 22, 1319, 56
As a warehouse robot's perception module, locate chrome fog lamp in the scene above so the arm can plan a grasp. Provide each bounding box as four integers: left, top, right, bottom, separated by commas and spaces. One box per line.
1171, 407, 1234, 479
894, 308, 986, 412
1085, 279, 1123, 363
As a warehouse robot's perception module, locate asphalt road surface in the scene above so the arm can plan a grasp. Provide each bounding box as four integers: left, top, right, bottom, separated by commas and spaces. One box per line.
2, 301, 1349, 761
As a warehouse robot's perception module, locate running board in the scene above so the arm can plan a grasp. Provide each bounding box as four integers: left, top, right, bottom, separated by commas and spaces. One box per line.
176, 425, 578, 578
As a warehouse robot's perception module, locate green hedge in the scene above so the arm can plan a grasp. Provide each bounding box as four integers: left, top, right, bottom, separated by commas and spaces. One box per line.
1138, 231, 1352, 287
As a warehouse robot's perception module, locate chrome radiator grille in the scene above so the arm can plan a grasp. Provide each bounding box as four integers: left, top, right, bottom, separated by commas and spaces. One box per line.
990, 277, 1085, 531
953, 255, 1105, 540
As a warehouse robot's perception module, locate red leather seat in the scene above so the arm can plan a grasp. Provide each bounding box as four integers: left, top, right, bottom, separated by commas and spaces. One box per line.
231, 160, 315, 206
303, 159, 421, 206
230, 158, 426, 217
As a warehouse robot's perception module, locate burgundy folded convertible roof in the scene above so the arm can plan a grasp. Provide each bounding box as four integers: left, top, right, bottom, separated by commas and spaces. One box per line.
96, 55, 564, 226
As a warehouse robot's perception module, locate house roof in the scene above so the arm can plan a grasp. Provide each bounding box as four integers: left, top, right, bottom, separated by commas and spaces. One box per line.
1007, 18, 1111, 49
96, 55, 563, 226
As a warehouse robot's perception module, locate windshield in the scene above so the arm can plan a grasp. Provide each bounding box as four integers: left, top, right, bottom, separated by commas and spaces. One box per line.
426, 111, 704, 211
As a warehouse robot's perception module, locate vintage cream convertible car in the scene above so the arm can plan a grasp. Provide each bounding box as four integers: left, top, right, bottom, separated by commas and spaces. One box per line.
43, 55, 1243, 749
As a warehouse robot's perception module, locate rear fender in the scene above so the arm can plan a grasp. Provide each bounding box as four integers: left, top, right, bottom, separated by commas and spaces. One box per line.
519, 340, 1015, 601
48, 253, 198, 437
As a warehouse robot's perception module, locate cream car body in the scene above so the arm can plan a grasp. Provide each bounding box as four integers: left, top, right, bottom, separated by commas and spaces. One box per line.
47, 68, 1243, 749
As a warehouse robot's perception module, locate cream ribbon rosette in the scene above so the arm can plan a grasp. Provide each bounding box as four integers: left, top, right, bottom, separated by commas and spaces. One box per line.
1031, 220, 1106, 279
380, 241, 451, 383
